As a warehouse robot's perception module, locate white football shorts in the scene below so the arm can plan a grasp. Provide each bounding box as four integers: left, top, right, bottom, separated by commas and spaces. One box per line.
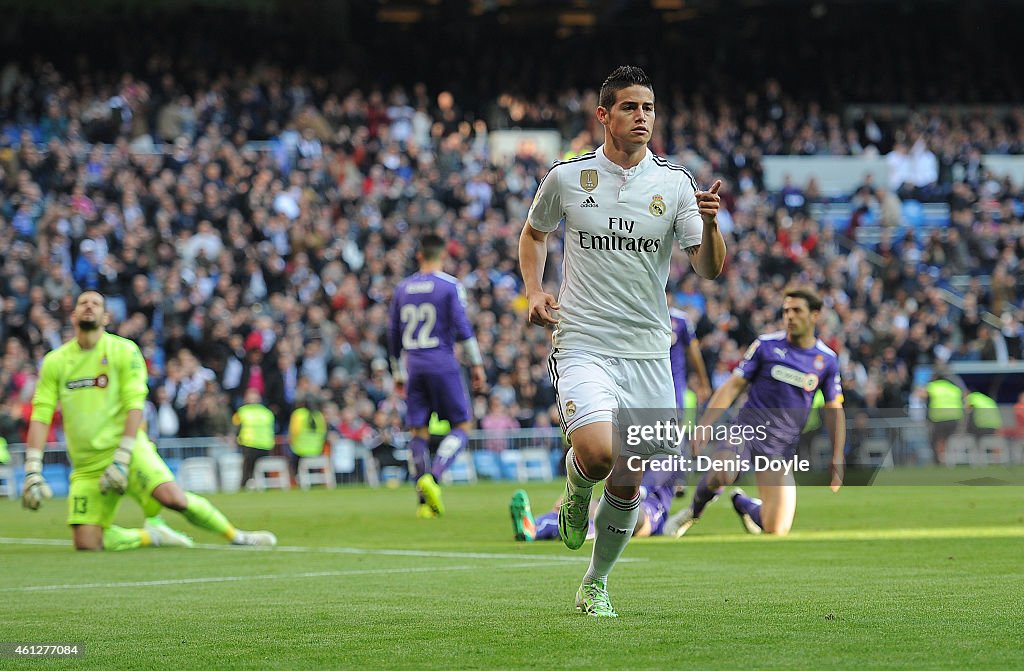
547, 348, 679, 456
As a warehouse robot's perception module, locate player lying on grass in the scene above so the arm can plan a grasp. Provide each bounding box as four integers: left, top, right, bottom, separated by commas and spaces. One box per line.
664, 288, 846, 537
510, 462, 680, 541
22, 291, 276, 550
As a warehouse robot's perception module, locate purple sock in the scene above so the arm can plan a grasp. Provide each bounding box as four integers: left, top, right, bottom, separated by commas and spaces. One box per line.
431, 428, 468, 480
690, 474, 723, 519
732, 492, 764, 529
409, 436, 430, 479
534, 512, 560, 540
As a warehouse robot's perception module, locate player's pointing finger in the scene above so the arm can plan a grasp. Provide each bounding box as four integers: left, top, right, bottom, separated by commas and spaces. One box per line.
709, 179, 722, 195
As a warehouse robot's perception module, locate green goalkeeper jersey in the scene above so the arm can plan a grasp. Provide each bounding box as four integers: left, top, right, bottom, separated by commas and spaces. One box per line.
31, 332, 149, 475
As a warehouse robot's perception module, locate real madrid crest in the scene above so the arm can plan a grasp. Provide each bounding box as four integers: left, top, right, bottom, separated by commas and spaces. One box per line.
649, 194, 666, 216
580, 170, 598, 193
565, 400, 577, 417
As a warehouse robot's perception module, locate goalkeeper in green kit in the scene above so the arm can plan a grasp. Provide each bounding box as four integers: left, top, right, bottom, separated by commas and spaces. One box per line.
22, 291, 277, 550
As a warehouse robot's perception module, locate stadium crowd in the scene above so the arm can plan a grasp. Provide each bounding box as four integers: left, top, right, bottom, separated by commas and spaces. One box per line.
0, 56, 1022, 459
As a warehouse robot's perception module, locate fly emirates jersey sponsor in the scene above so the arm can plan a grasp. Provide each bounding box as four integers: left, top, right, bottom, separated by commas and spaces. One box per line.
527, 145, 704, 359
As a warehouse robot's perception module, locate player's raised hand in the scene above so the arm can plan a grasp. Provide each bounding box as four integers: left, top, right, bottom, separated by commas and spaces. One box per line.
21, 471, 52, 511
696, 179, 723, 225
527, 290, 560, 327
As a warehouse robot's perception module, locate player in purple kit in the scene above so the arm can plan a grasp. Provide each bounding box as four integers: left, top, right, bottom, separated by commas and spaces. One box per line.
669, 295, 711, 409
388, 234, 486, 517
510, 460, 681, 541
664, 288, 846, 537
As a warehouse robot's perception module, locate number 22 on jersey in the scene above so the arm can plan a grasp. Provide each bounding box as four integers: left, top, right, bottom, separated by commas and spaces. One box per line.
401, 303, 440, 350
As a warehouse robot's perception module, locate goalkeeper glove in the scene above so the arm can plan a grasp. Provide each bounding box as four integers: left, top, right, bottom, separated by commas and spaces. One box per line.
99, 437, 135, 495
21, 456, 52, 511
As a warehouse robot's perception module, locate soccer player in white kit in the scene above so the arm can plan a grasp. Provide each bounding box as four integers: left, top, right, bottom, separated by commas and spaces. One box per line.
519, 65, 726, 617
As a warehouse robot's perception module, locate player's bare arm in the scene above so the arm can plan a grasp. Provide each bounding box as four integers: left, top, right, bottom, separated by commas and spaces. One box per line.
469, 365, 487, 393
686, 180, 727, 279
518, 222, 560, 327
458, 338, 488, 393
823, 400, 847, 493
686, 340, 712, 403
691, 374, 749, 456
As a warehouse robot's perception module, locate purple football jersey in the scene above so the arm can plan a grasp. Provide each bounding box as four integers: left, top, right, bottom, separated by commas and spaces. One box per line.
733, 331, 843, 455
669, 307, 694, 406
389, 271, 476, 426
388, 271, 475, 372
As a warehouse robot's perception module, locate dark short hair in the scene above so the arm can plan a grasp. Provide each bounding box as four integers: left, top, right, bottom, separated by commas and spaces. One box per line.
76, 291, 106, 311
599, 65, 654, 110
784, 287, 823, 312
418, 233, 446, 261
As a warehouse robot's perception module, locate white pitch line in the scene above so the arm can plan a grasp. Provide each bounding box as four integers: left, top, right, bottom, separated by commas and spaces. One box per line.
0, 537, 68, 547
0, 561, 572, 593
190, 542, 644, 562
0, 537, 643, 563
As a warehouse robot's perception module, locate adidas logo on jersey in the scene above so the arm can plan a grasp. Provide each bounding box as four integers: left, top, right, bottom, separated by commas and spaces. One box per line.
580, 196, 599, 208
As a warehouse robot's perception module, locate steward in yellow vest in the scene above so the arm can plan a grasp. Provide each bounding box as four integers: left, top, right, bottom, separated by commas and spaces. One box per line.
965, 391, 1002, 437
233, 388, 277, 486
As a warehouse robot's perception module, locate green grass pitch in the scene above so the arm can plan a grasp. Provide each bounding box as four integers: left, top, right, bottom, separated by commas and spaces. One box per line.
2, 471, 1023, 670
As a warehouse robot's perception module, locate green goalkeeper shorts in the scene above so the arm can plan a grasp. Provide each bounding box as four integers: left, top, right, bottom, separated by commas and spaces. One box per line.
67, 437, 176, 528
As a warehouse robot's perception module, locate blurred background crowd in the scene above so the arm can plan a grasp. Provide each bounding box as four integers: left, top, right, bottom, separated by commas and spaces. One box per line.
1, 0, 1022, 457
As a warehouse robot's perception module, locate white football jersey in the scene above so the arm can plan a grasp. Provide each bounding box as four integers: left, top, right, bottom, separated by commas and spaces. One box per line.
528, 144, 704, 359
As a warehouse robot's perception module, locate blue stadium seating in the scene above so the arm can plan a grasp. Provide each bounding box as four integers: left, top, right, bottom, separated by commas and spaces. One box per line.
499, 451, 522, 480
162, 458, 182, 479
41, 464, 69, 498
472, 451, 503, 480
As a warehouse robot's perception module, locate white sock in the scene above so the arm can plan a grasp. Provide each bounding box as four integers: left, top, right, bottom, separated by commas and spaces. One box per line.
565, 448, 600, 493
585, 489, 641, 585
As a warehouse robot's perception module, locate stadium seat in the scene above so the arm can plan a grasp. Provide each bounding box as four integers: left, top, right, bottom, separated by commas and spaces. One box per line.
358, 447, 380, 487
499, 450, 524, 481
41, 464, 69, 498
859, 438, 894, 468
901, 199, 923, 227
944, 434, 976, 467
976, 435, 1009, 466
179, 457, 219, 493
379, 466, 406, 487
297, 456, 335, 489
472, 450, 503, 480
900, 425, 932, 464
252, 456, 291, 490
163, 457, 182, 479
811, 435, 832, 470
218, 453, 244, 493
441, 451, 477, 484
550, 448, 564, 478
0, 464, 16, 499
1009, 438, 1024, 465
519, 448, 554, 481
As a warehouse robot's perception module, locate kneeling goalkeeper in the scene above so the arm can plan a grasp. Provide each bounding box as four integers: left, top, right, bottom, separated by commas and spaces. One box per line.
22, 291, 276, 550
